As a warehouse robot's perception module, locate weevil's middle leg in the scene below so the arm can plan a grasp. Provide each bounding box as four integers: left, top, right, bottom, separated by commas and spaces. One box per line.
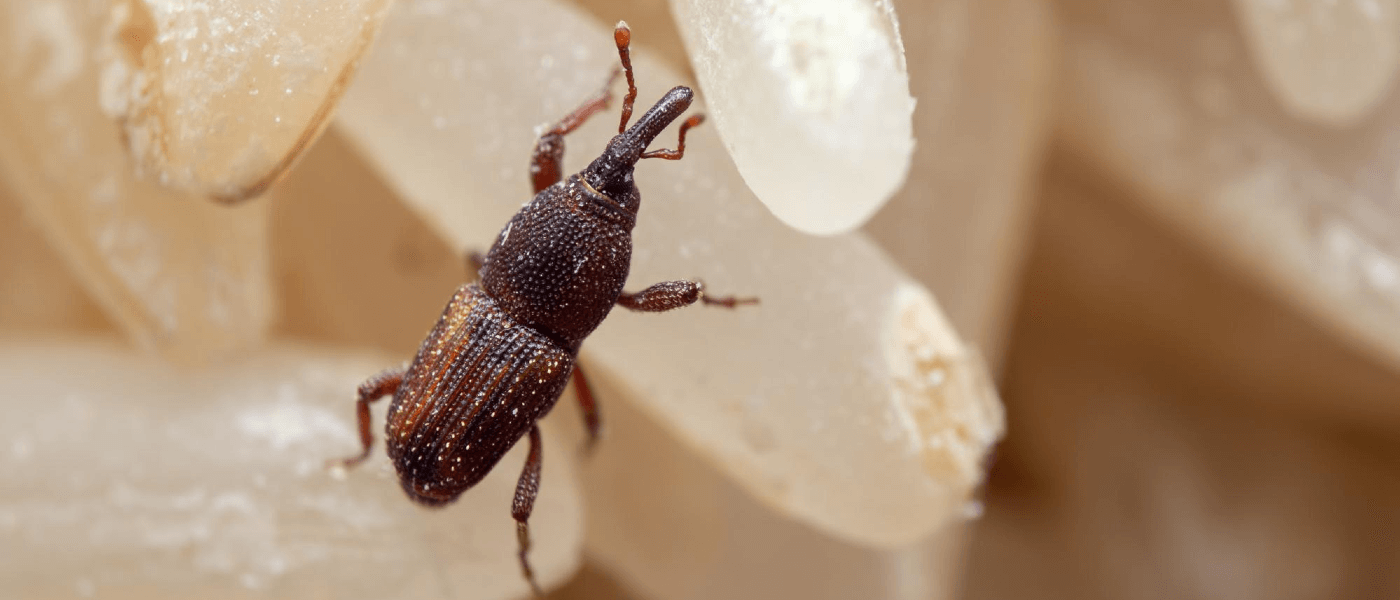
330, 366, 406, 470
529, 69, 621, 194
512, 425, 545, 597
616, 280, 758, 312
571, 364, 602, 455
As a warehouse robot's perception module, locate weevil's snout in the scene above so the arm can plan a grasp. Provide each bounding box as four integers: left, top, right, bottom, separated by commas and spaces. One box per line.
625, 85, 694, 151
582, 86, 694, 193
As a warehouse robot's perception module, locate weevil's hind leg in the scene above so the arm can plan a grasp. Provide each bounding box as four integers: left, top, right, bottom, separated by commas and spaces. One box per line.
616, 280, 759, 312
512, 426, 545, 596
530, 69, 621, 194
330, 366, 406, 469
571, 364, 602, 456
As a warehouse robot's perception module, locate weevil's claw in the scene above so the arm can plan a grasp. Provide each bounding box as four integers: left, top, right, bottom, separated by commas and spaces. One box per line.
518, 522, 544, 597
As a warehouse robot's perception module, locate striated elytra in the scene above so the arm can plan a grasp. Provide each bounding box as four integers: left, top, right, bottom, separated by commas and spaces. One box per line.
332, 21, 755, 596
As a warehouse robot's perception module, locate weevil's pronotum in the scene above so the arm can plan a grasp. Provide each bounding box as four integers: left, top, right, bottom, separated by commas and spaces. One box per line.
332, 21, 755, 595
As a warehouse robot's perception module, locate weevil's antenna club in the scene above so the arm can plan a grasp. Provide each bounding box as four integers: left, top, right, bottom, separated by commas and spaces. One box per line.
626, 85, 694, 151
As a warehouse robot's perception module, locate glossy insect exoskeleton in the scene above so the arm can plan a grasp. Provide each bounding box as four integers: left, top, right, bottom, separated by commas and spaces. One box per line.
332, 21, 755, 596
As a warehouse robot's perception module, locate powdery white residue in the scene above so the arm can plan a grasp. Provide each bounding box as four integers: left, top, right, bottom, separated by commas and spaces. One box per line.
882, 283, 1004, 511
100, 483, 293, 586
236, 394, 355, 451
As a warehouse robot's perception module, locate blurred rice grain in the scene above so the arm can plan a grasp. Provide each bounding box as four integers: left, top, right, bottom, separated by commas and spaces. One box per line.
4, 0, 1400, 599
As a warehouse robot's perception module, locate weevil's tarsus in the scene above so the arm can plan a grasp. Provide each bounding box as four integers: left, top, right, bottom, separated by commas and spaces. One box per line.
641, 114, 705, 161
571, 365, 602, 456
530, 68, 622, 194
701, 291, 760, 308
331, 367, 407, 470
512, 425, 545, 597
614, 21, 637, 134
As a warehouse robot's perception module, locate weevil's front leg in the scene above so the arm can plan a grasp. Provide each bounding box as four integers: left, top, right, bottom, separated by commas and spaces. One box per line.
616, 280, 758, 312
571, 365, 602, 455
512, 425, 545, 597
529, 69, 621, 194
331, 366, 406, 469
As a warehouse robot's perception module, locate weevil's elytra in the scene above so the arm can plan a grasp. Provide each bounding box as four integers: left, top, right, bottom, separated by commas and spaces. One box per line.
332, 21, 756, 597
384, 285, 571, 504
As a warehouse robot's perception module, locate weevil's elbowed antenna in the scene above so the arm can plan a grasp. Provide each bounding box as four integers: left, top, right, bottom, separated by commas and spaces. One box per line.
584, 21, 705, 189
641, 111, 704, 161
615, 21, 638, 135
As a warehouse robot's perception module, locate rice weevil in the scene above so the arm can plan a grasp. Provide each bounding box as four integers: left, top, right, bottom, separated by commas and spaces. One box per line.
332, 21, 755, 596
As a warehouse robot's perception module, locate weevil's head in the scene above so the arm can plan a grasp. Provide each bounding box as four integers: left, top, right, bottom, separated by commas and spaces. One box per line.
580, 85, 694, 212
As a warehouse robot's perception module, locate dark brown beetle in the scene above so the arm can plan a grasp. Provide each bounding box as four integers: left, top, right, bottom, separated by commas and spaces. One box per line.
333, 21, 754, 596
